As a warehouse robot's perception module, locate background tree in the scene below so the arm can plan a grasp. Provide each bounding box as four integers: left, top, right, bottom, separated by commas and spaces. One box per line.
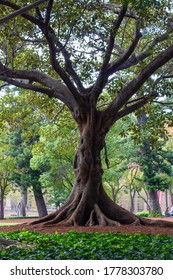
0, 0, 173, 227
0, 90, 50, 217
102, 117, 138, 206
138, 139, 173, 215
8, 128, 48, 217
0, 130, 16, 219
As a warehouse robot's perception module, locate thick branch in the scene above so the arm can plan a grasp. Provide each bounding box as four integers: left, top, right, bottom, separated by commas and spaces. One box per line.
0, 61, 52, 87
107, 19, 142, 76
48, 5, 90, 94
107, 33, 171, 80
0, 62, 77, 111
33, 7, 85, 101
0, 0, 44, 27
99, 5, 127, 73
0, 76, 52, 95
91, 5, 127, 102
0, 1, 84, 105
44, 0, 53, 27
43, 30, 83, 103
115, 97, 149, 121
56, 40, 86, 93
103, 44, 173, 127
0, 0, 48, 25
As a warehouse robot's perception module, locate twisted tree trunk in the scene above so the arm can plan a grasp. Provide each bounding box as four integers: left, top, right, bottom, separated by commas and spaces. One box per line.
30, 109, 173, 228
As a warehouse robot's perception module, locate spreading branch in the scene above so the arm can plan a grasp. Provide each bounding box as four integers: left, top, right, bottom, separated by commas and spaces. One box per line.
0, 0, 84, 106
43, 29, 83, 103
0, 0, 45, 27
107, 33, 171, 78
0, 62, 77, 110
106, 19, 142, 76
103, 44, 173, 128
0, 0, 48, 25
116, 97, 150, 121
44, 0, 54, 27
91, 5, 127, 101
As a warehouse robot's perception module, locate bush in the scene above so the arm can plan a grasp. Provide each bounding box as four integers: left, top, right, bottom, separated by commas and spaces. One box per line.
0, 230, 173, 260
136, 211, 149, 217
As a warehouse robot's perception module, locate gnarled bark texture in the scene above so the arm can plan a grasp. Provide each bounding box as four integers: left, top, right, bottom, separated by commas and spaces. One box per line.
30, 109, 173, 228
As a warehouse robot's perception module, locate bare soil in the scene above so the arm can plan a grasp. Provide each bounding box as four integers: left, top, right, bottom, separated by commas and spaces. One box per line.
1, 217, 173, 235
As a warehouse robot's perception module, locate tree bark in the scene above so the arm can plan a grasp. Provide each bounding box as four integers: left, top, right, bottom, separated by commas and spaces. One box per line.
169, 187, 173, 206
147, 189, 162, 216
17, 187, 27, 217
130, 187, 136, 213
0, 186, 4, 220
32, 185, 48, 217
29, 110, 173, 228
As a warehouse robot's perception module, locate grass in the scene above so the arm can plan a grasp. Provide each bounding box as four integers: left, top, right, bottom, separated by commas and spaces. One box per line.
0, 223, 20, 226
0, 230, 173, 260
5, 216, 38, 220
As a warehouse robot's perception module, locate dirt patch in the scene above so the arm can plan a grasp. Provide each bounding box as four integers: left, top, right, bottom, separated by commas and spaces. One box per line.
1, 217, 173, 235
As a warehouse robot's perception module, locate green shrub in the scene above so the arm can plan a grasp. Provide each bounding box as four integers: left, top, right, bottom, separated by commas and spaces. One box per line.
136, 211, 149, 217
148, 212, 164, 218
0, 230, 173, 260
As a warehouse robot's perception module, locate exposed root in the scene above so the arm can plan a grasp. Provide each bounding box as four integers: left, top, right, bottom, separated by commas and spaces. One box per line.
29, 211, 58, 225
139, 217, 173, 227
41, 193, 83, 226
131, 218, 141, 226
86, 204, 120, 226
28, 191, 173, 229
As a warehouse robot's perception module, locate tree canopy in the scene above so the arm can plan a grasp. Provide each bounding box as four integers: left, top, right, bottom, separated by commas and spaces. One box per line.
0, 0, 172, 120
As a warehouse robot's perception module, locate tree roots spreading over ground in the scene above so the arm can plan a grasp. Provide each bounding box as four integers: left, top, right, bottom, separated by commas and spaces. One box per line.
29, 188, 173, 229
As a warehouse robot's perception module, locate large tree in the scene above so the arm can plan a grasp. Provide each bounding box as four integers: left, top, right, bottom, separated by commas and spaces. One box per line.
0, 0, 173, 227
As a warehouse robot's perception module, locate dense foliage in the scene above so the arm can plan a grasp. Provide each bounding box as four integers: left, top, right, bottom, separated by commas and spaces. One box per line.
0, 230, 173, 260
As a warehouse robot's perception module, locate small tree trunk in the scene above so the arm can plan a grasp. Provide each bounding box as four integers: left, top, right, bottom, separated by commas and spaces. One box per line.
169, 187, 173, 205
165, 189, 168, 208
148, 189, 162, 215
17, 187, 27, 217
0, 186, 4, 220
108, 183, 116, 203
129, 186, 136, 213
33, 185, 48, 217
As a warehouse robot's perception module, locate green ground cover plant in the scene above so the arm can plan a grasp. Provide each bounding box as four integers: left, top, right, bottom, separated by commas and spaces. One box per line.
0, 230, 173, 260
